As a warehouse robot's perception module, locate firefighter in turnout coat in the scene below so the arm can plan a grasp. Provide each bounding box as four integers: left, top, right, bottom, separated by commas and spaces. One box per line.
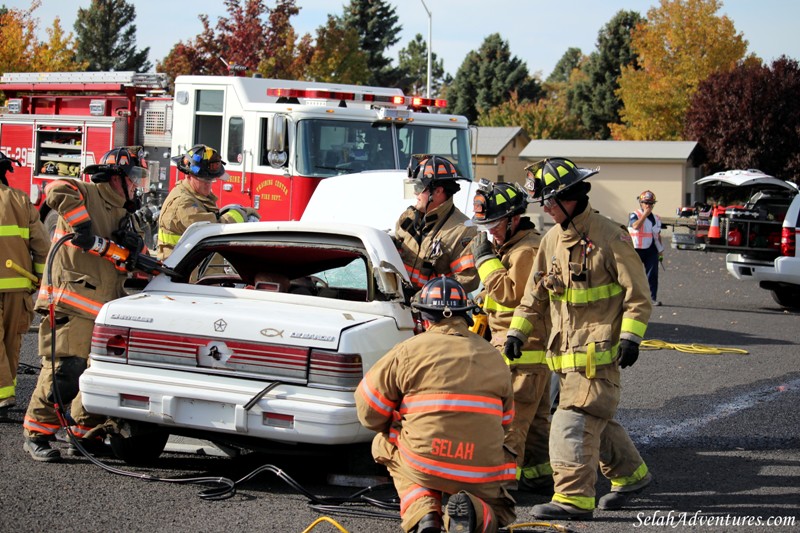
23, 148, 148, 462
356, 276, 516, 533
0, 152, 50, 420
506, 158, 653, 520
469, 180, 553, 494
394, 156, 478, 294
157, 144, 259, 260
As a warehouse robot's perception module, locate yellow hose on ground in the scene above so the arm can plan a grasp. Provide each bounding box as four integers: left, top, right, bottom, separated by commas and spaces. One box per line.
506, 522, 575, 532
301, 516, 349, 533
641, 339, 748, 355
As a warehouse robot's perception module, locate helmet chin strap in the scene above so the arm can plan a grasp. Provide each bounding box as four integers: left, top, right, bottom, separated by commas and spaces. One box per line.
119, 175, 140, 213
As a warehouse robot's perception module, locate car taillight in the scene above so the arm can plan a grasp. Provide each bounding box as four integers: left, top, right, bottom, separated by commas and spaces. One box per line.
308, 350, 363, 391
781, 227, 797, 257
91, 324, 130, 360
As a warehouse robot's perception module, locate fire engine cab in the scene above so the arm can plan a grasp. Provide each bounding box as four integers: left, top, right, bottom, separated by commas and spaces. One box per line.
1, 71, 474, 228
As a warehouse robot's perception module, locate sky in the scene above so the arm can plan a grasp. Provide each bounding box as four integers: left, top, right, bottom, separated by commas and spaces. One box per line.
7, 0, 800, 81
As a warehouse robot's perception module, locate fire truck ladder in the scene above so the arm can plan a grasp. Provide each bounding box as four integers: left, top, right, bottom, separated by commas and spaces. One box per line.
0, 71, 167, 90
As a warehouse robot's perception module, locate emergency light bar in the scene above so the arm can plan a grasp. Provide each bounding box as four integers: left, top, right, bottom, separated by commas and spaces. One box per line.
267, 86, 445, 109
410, 96, 448, 108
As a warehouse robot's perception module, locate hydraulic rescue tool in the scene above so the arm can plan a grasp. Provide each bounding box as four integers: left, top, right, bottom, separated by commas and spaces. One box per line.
84, 235, 178, 277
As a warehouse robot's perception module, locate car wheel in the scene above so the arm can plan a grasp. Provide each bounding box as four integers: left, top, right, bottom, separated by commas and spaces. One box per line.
770, 288, 800, 310
44, 209, 59, 239
109, 422, 169, 464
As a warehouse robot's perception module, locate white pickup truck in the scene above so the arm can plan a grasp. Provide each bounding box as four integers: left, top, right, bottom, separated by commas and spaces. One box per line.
80, 220, 416, 462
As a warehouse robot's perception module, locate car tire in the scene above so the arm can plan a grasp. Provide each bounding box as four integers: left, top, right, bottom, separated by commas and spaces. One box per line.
44, 209, 59, 239
109, 422, 169, 464
770, 288, 800, 310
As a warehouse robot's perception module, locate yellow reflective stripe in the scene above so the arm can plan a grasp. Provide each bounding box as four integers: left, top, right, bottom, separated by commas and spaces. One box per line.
483, 295, 515, 313
610, 463, 649, 488
0, 277, 34, 290
226, 210, 245, 223
553, 492, 594, 510
477, 257, 504, 281
0, 382, 15, 397
158, 229, 181, 245
586, 342, 596, 379
0, 225, 30, 238
622, 317, 647, 338
33, 262, 45, 275
504, 349, 547, 366
518, 462, 553, 480
547, 342, 619, 372
510, 316, 532, 336
549, 282, 624, 304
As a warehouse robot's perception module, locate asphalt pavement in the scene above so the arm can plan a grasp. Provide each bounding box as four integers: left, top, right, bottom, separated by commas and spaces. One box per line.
2, 249, 799, 533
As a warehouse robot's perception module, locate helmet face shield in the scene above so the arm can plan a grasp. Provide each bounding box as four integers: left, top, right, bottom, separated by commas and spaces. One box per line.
126, 165, 150, 189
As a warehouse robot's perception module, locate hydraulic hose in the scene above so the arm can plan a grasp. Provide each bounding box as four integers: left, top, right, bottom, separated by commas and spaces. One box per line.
641, 339, 749, 355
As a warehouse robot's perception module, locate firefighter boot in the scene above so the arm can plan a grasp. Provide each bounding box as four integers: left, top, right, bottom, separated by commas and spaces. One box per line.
531, 501, 593, 521
445, 492, 476, 532
65, 437, 113, 458
597, 472, 653, 510
411, 511, 442, 533
23, 437, 61, 462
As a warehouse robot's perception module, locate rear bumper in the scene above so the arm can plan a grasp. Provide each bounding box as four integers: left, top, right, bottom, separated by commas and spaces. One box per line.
80, 360, 373, 445
726, 254, 800, 285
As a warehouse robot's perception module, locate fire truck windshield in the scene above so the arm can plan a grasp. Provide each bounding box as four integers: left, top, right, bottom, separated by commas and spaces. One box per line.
295, 119, 473, 180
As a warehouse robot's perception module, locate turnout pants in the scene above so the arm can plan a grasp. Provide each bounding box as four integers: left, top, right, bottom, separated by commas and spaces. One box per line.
503, 365, 552, 482
0, 291, 34, 403
23, 315, 105, 438
549, 368, 649, 510
372, 433, 516, 532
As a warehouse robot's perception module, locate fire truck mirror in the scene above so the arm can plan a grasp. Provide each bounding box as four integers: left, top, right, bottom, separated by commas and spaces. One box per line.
267, 116, 287, 168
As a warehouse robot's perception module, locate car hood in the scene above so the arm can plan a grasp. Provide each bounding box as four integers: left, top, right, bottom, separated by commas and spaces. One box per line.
99, 291, 382, 351
695, 170, 799, 191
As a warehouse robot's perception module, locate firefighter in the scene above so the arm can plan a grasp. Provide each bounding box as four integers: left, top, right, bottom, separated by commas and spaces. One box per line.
394, 155, 478, 295
0, 152, 50, 421
506, 158, 653, 520
470, 179, 553, 494
156, 144, 259, 260
356, 276, 516, 533
23, 148, 149, 461
628, 190, 664, 306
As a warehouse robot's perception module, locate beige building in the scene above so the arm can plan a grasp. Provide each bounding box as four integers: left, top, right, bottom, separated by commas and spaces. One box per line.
518, 139, 700, 226
472, 127, 531, 183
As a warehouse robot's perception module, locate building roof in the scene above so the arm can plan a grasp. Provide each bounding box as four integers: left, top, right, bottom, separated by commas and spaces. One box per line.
519, 140, 698, 162
475, 127, 526, 156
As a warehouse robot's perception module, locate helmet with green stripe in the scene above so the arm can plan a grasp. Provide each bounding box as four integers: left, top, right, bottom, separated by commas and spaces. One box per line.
472, 179, 528, 226
524, 157, 598, 205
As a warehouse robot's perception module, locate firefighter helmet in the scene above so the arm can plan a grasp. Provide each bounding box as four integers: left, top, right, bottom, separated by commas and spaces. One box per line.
638, 190, 657, 204
411, 276, 477, 317
524, 157, 597, 204
472, 179, 528, 226
83, 147, 149, 187
406, 155, 465, 193
173, 144, 228, 181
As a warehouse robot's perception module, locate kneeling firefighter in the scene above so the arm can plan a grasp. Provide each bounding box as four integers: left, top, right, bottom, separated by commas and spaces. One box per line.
23, 147, 160, 462
470, 179, 553, 494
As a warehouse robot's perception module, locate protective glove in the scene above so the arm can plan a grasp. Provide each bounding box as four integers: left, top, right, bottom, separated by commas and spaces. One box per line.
504, 336, 523, 360
70, 221, 96, 251
244, 207, 261, 222
112, 228, 145, 256
618, 339, 640, 368
471, 232, 496, 267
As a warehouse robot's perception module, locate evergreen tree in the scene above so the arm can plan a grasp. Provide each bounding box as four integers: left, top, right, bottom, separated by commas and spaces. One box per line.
448, 33, 542, 124
547, 47, 583, 84
567, 10, 644, 139
342, 0, 401, 86
397, 33, 446, 97
74, 0, 151, 72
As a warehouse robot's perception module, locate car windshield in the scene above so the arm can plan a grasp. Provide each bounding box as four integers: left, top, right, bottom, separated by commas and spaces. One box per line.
172, 232, 376, 302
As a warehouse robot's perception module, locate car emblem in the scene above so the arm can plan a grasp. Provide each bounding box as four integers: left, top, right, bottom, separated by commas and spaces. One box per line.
214, 319, 227, 332
260, 328, 284, 338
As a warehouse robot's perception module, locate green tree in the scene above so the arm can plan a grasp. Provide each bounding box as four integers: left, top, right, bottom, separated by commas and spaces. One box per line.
478, 91, 587, 140
342, 0, 401, 86
548, 47, 583, 84
686, 56, 800, 178
612, 0, 747, 140
74, 0, 150, 72
567, 10, 644, 139
295, 15, 368, 83
448, 33, 542, 124
397, 33, 446, 97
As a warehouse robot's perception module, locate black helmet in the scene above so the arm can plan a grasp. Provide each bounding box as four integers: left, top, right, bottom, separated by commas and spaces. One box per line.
524, 157, 597, 204
406, 155, 465, 193
172, 144, 228, 181
411, 276, 476, 317
83, 147, 149, 186
472, 179, 528, 226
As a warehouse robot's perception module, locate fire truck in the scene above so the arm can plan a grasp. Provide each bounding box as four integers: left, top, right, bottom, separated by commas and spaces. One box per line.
0, 71, 474, 237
